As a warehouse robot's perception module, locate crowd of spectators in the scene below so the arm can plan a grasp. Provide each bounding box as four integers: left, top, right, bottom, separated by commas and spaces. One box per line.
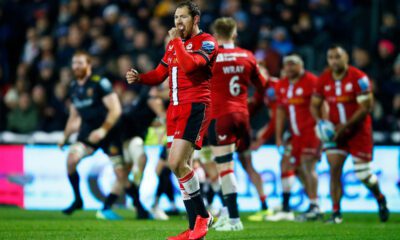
0, 0, 399, 142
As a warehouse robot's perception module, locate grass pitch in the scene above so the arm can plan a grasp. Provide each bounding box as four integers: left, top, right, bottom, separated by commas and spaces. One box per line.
0, 207, 399, 240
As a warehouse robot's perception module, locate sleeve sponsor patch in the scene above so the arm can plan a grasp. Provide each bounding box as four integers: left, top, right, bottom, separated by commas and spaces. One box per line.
357, 76, 370, 92
201, 41, 215, 54
100, 78, 113, 92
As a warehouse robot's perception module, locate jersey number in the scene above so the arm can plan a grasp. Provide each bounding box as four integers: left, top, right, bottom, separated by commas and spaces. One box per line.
172, 66, 178, 105
229, 75, 240, 96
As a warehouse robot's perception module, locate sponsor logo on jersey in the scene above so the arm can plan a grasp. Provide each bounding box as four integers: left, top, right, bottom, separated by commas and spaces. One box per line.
201, 41, 215, 54
87, 88, 94, 97
357, 76, 370, 92
216, 52, 248, 62
218, 135, 227, 141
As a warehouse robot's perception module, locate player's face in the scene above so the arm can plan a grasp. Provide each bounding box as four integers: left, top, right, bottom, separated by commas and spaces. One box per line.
283, 61, 302, 79
174, 7, 195, 38
72, 55, 90, 79
327, 48, 348, 73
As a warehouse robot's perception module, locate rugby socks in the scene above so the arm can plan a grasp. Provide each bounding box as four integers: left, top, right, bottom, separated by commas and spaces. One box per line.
180, 170, 209, 218
180, 183, 196, 230
281, 171, 295, 212
103, 193, 119, 210
220, 169, 239, 219
125, 182, 146, 213
68, 171, 82, 203
260, 195, 268, 210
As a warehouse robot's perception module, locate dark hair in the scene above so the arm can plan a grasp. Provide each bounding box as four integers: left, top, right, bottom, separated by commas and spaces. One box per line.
328, 44, 347, 53
176, 1, 201, 18
73, 50, 91, 64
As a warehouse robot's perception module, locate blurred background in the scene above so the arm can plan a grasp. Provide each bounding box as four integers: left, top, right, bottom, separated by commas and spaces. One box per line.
0, 0, 400, 144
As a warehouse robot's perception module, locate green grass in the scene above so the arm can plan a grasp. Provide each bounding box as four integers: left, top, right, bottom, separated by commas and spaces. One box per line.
0, 207, 399, 240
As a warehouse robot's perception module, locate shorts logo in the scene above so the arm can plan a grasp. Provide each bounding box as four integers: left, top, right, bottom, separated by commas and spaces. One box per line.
218, 135, 227, 141
168, 45, 174, 51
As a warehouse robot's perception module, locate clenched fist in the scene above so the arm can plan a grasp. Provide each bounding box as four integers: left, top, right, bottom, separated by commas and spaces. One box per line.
126, 69, 140, 84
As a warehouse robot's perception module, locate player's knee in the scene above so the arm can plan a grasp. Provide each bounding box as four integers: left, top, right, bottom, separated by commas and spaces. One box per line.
354, 162, 377, 185
168, 158, 184, 176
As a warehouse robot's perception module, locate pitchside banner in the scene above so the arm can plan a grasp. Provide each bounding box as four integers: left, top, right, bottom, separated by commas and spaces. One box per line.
0, 145, 399, 212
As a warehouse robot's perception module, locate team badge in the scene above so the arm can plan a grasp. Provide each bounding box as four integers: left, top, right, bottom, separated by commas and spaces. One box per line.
295, 87, 303, 96
186, 43, 193, 50
87, 88, 94, 97
345, 83, 353, 92
324, 85, 331, 91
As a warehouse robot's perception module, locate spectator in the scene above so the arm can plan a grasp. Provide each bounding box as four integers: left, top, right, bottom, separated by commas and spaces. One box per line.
6, 92, 39, 134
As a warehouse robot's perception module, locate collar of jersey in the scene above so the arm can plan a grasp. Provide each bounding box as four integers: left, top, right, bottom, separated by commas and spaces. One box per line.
182, 30, 203, 42
221, 43, 235, 49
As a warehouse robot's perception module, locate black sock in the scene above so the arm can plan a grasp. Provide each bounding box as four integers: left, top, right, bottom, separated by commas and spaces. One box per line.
261, 200, 268, 210
189, 191, 209, 218
68, 172, 82, 202
224, 193, 239, 218
366, 182, 382, 200
206, 186, 216, 206
125, 183, 146, 212
283, 192, 291, 212
183, 199, 196, 230
103, 193, 119, 210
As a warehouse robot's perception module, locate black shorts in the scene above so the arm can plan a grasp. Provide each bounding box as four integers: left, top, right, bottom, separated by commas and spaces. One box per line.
78, 122, 123, 157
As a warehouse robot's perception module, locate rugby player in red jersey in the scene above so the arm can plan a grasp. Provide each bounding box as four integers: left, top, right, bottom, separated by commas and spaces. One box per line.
310, 45, 389, 223
126, 2, 218, 239
268, 54, 321, 221
207, 17, 267, 229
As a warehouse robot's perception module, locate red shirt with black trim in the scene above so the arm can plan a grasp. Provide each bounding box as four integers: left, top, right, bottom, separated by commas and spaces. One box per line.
161, 32, 218, 106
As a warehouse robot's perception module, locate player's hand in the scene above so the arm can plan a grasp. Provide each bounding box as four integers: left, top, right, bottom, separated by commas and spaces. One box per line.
126, 69, 140, 84
333, 124, 347, 141
250, 138, 263, 150
88, 127, 107, 144
168, 27, 182, 40
58, 136, 68, 149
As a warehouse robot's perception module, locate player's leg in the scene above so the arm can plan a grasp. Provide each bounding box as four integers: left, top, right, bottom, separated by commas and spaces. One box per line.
266, 153, 295, 222
167, 103, 212, 240
169, 139, 211, 239
297, 154, 322, 221
237, 150, 268, 214
124, 136, 147, 186
62, 142, 93, 215
353, 157, 389, 222
325, 150, 347, 223
152, 148, 172, 220
211, 144, 243, 231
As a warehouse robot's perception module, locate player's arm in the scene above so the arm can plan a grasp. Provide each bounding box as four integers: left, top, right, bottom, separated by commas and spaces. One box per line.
172, 38, 208, 73
59, 104, 81, 148
88, 93, 122, 144
275, 106, 286, 147
251, 107, 276, 150
310, 95, 324, 122
126, 64, 169, 86
334, 92, 373, 141
248, 90, 264, 116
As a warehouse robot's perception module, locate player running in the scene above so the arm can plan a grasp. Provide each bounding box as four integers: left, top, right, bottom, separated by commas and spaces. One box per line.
310, 45, 389, 223
208, 17, 267, 230
269, 54, 322, 221
59, 51, 149, 219
126, 2, 218, 239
